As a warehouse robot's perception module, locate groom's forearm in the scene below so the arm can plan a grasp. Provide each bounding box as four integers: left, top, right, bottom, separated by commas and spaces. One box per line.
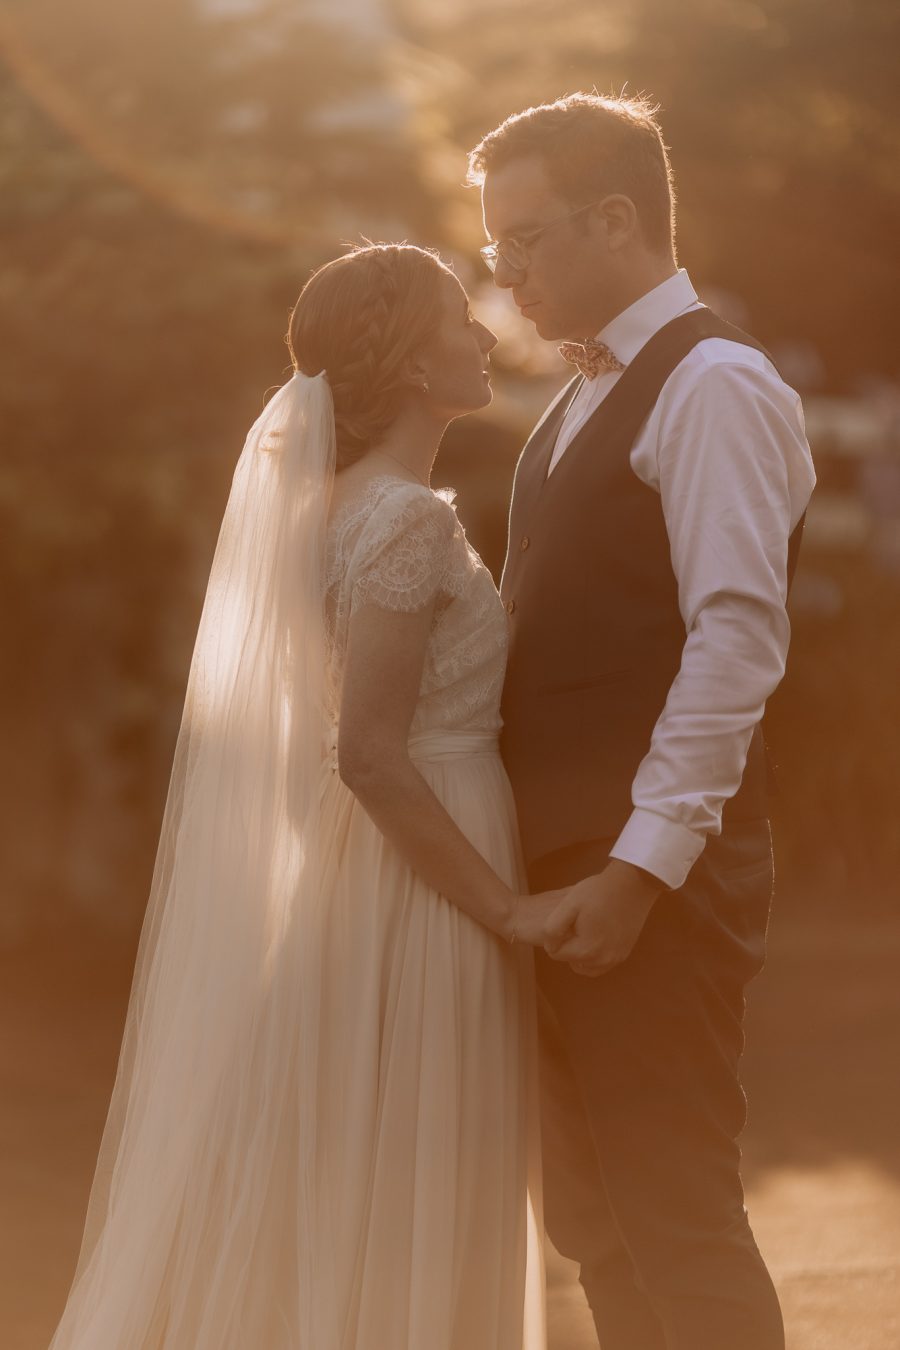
608, 596, 786, 890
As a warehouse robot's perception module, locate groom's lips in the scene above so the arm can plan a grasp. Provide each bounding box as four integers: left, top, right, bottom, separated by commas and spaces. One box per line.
518, 301, 540, 315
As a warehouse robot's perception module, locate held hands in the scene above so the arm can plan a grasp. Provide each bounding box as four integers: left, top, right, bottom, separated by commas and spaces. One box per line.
532, 861, 662, 977
508, 887, 573, 948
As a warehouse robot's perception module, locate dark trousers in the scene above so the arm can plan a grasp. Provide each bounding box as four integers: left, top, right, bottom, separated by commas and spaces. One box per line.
529, 820, 784, 1350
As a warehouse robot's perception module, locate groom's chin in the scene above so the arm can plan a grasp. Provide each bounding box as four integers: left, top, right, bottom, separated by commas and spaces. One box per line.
526, 313, 552, 339
528, 311, 568, 343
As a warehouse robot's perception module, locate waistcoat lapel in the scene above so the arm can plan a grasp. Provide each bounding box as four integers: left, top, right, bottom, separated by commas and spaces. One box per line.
509, 375, 581, 517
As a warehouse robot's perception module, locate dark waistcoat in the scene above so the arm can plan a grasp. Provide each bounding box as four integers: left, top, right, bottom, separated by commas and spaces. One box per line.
499, 309, 804, 867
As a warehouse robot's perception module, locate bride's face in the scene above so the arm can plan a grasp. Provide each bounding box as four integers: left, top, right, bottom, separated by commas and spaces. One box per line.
415, 272, 498, 417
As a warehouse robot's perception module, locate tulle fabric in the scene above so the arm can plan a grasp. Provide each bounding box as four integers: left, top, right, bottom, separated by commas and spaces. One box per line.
49, 371, 337, 1349
309, 732, 545, 1350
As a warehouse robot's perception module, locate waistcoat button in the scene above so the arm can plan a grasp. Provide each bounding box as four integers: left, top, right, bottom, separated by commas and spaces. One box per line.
520, 536, 530, 551
506, 598, 516, 615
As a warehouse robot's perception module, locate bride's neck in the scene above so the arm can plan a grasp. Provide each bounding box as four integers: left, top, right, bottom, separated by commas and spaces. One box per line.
370, 404, 447, 486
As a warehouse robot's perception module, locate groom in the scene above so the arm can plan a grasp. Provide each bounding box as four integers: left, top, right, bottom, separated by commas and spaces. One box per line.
469, 94, 815, 1349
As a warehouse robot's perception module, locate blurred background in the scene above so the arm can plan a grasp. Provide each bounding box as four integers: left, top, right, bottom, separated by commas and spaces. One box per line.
1, 1, 898, 1347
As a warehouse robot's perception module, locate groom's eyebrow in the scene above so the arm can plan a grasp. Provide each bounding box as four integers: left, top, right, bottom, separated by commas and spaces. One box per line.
490, 216, 541, 239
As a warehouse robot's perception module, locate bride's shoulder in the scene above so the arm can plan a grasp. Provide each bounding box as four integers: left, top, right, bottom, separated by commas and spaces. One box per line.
329, 473, 458, 548
326, 473, 470, 609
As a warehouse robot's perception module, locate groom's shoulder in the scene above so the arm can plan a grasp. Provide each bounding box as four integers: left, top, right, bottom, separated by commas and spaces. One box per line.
666, 331, 800, 409
682, 331, 776, 377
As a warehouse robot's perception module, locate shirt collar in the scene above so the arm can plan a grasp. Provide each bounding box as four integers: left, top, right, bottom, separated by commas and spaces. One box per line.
595, 268, 700, 366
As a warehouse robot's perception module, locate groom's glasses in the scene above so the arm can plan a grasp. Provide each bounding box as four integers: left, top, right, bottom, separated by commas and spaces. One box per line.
479, 199, 606, 273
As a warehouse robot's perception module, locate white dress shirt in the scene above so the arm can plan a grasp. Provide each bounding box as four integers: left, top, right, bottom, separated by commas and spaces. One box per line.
548, 269, 816, 889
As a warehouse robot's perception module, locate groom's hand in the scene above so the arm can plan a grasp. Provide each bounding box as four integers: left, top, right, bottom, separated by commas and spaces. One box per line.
542, 861, 662, 977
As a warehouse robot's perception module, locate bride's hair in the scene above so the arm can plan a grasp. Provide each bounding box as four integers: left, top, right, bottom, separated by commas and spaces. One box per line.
287, 242, 450, 469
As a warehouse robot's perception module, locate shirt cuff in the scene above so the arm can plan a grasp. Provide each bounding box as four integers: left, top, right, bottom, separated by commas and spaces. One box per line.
608, 808, 708, 891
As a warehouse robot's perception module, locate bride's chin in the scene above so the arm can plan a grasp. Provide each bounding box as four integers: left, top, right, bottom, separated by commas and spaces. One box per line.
449, 382, 493, 416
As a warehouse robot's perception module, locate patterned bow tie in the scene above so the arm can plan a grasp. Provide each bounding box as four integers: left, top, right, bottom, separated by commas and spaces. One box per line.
558, 338, 625, 380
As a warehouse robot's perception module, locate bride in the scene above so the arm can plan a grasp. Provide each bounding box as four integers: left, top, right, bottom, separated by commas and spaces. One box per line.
48, 243, 565, 1350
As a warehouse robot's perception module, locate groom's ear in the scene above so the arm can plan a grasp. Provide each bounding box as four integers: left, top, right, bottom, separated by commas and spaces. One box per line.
593, 195, 638, 252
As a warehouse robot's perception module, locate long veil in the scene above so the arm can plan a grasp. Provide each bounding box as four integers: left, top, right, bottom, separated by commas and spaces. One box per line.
50, 371, 336, 1349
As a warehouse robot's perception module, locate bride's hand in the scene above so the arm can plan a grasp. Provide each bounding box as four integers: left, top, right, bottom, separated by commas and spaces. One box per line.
509, 888, 576, 948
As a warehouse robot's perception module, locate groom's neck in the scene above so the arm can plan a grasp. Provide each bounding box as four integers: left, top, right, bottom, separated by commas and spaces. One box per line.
579, 253, 678, 339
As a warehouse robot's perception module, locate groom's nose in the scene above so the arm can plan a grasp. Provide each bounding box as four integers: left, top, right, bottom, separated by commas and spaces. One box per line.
492, 254, 525, 289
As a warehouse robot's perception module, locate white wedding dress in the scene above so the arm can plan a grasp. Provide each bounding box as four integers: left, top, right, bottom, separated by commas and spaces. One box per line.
50, 471, 545, 1350
312, 476, 545, 1350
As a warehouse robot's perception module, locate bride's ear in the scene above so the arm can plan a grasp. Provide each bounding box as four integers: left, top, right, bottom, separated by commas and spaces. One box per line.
399, 352, 430, 394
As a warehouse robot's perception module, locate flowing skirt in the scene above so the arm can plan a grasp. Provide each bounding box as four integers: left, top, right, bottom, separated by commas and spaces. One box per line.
49, 729, 544, 1350
308, 728, 545, 1350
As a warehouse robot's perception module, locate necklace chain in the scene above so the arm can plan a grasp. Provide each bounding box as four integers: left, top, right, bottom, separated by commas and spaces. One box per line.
372, 451, 430, 488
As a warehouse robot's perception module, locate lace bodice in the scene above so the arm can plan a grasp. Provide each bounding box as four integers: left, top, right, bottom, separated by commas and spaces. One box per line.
324, 476, 508, 736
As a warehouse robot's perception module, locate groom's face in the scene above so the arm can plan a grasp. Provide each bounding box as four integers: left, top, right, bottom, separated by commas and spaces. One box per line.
481, 155, 614, 342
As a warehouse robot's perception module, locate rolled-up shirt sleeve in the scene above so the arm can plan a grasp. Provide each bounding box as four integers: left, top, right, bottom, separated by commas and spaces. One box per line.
608, 355, 816, 889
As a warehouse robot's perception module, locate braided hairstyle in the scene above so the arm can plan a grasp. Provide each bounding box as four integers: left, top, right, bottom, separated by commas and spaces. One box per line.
287, 243, 451, 469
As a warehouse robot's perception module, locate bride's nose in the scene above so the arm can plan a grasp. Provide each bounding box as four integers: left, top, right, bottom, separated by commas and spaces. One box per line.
478, 325, 499, 354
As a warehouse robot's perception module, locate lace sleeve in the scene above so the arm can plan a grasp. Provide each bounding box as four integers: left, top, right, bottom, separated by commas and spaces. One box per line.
348, 486, 464, 614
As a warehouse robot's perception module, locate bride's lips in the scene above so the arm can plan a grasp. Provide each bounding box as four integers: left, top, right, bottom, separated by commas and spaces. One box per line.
518, 301, 540, 315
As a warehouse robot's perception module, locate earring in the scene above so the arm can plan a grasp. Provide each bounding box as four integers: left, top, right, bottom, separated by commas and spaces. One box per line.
422, 381, 430, 395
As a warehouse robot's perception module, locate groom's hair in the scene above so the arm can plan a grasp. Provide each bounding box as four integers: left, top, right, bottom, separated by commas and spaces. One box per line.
467, 92, 675, 257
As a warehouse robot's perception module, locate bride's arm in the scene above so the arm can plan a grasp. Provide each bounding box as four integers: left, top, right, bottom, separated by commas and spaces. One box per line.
337, 598, 530, 941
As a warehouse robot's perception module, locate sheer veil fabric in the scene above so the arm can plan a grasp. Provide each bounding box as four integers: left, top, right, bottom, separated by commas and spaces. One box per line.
50, 372, 337, 1349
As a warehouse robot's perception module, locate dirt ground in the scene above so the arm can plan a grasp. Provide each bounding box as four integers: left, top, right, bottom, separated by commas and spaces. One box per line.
2, 911, 898, 1350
